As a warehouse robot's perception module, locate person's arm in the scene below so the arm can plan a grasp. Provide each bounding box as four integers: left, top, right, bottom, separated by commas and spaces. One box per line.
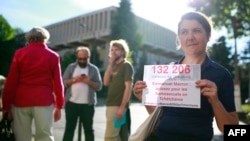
195, 79, 239, 133
103, 64, 112, 86
211, 102, 238, 133
133, 80, 156, 114
116, 80, 133, 120
62, 64, 83, 87
52, 56, 65, 122
79, 66, 103, 91
52, 56, 64, 110
84, 73, 102, 91
145, 105, 157, 114
103, 56, 115, 86
63, 64, 75, 87
53, 108, 61, 122
65, 78, 77, 86
2, 52, 19, 112
85, 78, 99, 90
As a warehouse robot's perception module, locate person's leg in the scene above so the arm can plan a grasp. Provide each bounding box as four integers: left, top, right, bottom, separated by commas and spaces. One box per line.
119, 122, 129, 141
104, 106, 121, 141
12, 106, 33, 141
33, 104, 54, 141
127, 107, 131, 135
119, 107, 130, 141
80, 104, 95, 141
62, 102, 79, 141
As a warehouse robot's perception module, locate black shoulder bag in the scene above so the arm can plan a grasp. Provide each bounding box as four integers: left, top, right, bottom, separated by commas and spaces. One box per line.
0, 113, 15, 141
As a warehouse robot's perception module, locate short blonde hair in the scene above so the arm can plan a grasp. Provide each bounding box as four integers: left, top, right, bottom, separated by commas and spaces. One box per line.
109, 39, 130, 59
25, 26, 50, 43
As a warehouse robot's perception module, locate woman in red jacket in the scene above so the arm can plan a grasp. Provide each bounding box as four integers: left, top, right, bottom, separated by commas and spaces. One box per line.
2, 26, 64, 141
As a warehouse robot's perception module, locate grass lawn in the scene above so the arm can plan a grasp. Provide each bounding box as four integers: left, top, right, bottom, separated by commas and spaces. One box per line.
241, 104, 250, 112
240, 104, 250, 123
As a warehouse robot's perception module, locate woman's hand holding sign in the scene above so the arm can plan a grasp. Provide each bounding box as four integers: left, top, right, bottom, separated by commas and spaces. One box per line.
133, 81, 147, 101
195, 79, 218, 105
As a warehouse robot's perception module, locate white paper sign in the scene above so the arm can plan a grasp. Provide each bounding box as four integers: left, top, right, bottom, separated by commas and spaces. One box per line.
142, 64, 201, 108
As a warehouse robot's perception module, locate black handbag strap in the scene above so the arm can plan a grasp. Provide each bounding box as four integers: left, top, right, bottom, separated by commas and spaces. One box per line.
0, 112, 15, 141
0, 112, 12, 127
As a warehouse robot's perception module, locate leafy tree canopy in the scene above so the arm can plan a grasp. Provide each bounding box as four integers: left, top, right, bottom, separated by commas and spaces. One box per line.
111, 0, 142, 54
110, 0, 143, 82
188, 0, 250, 38
208, 36, 234, 73
0, 15, 15, 41
0, 16, 25, 76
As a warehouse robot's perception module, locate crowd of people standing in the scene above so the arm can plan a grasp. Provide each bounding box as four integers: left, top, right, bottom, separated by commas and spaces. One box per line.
0, 11, 239, 141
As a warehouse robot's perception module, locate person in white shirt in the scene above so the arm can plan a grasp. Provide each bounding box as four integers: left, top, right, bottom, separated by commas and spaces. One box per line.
62, 46, 102, 141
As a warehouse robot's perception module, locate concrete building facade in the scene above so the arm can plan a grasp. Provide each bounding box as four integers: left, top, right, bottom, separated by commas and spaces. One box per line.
45, 6, 183, 71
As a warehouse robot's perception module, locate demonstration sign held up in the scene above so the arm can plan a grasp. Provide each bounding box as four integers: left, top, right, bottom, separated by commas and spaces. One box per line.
142, 64, 201, 108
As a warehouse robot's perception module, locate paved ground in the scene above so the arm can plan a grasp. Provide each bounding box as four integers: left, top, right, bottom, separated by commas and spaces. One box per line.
53, 101, 151, 141
1, 98, 246, 141
52, 98, 231, 141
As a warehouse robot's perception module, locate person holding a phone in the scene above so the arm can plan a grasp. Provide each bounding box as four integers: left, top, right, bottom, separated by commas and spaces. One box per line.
62, 46, 102, 141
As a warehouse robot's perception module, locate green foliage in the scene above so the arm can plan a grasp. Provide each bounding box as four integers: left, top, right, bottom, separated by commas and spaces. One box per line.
126, 51, 133, 64
188, 0, 250, 38
111, 0, 142, 65
134, 50, 147, 81
60, 50, 76, 74
188, 0, 250, 102
111, 0, 136, 41
14, 28, 25, 36
208, 36, 234, 73
90, 47, 103, 68
242, 104, 250, 112
247, 112, 250, 121
0, 40, 15, 76
0, 15, 24, 76
241, 104, 250, 122
238, 63, 250, 103
0, 15, 15, 41
110, 0, 143, 83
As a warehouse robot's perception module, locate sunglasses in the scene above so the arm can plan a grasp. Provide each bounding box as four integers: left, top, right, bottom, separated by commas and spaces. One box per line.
77, 57, 88, 61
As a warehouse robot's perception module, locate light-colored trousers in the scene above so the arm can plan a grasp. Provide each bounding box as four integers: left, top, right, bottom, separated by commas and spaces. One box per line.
105, 106, 127, 141
12, 104, 54, 141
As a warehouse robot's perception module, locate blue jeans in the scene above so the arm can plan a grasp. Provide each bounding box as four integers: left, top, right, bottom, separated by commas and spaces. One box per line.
63, 101, 95, 141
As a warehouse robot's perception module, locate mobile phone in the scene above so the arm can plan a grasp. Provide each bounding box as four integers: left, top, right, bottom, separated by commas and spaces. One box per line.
81, 74, 86, 76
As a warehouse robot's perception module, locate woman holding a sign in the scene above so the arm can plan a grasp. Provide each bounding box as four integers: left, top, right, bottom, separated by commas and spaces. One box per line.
132, 11, 239, 141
